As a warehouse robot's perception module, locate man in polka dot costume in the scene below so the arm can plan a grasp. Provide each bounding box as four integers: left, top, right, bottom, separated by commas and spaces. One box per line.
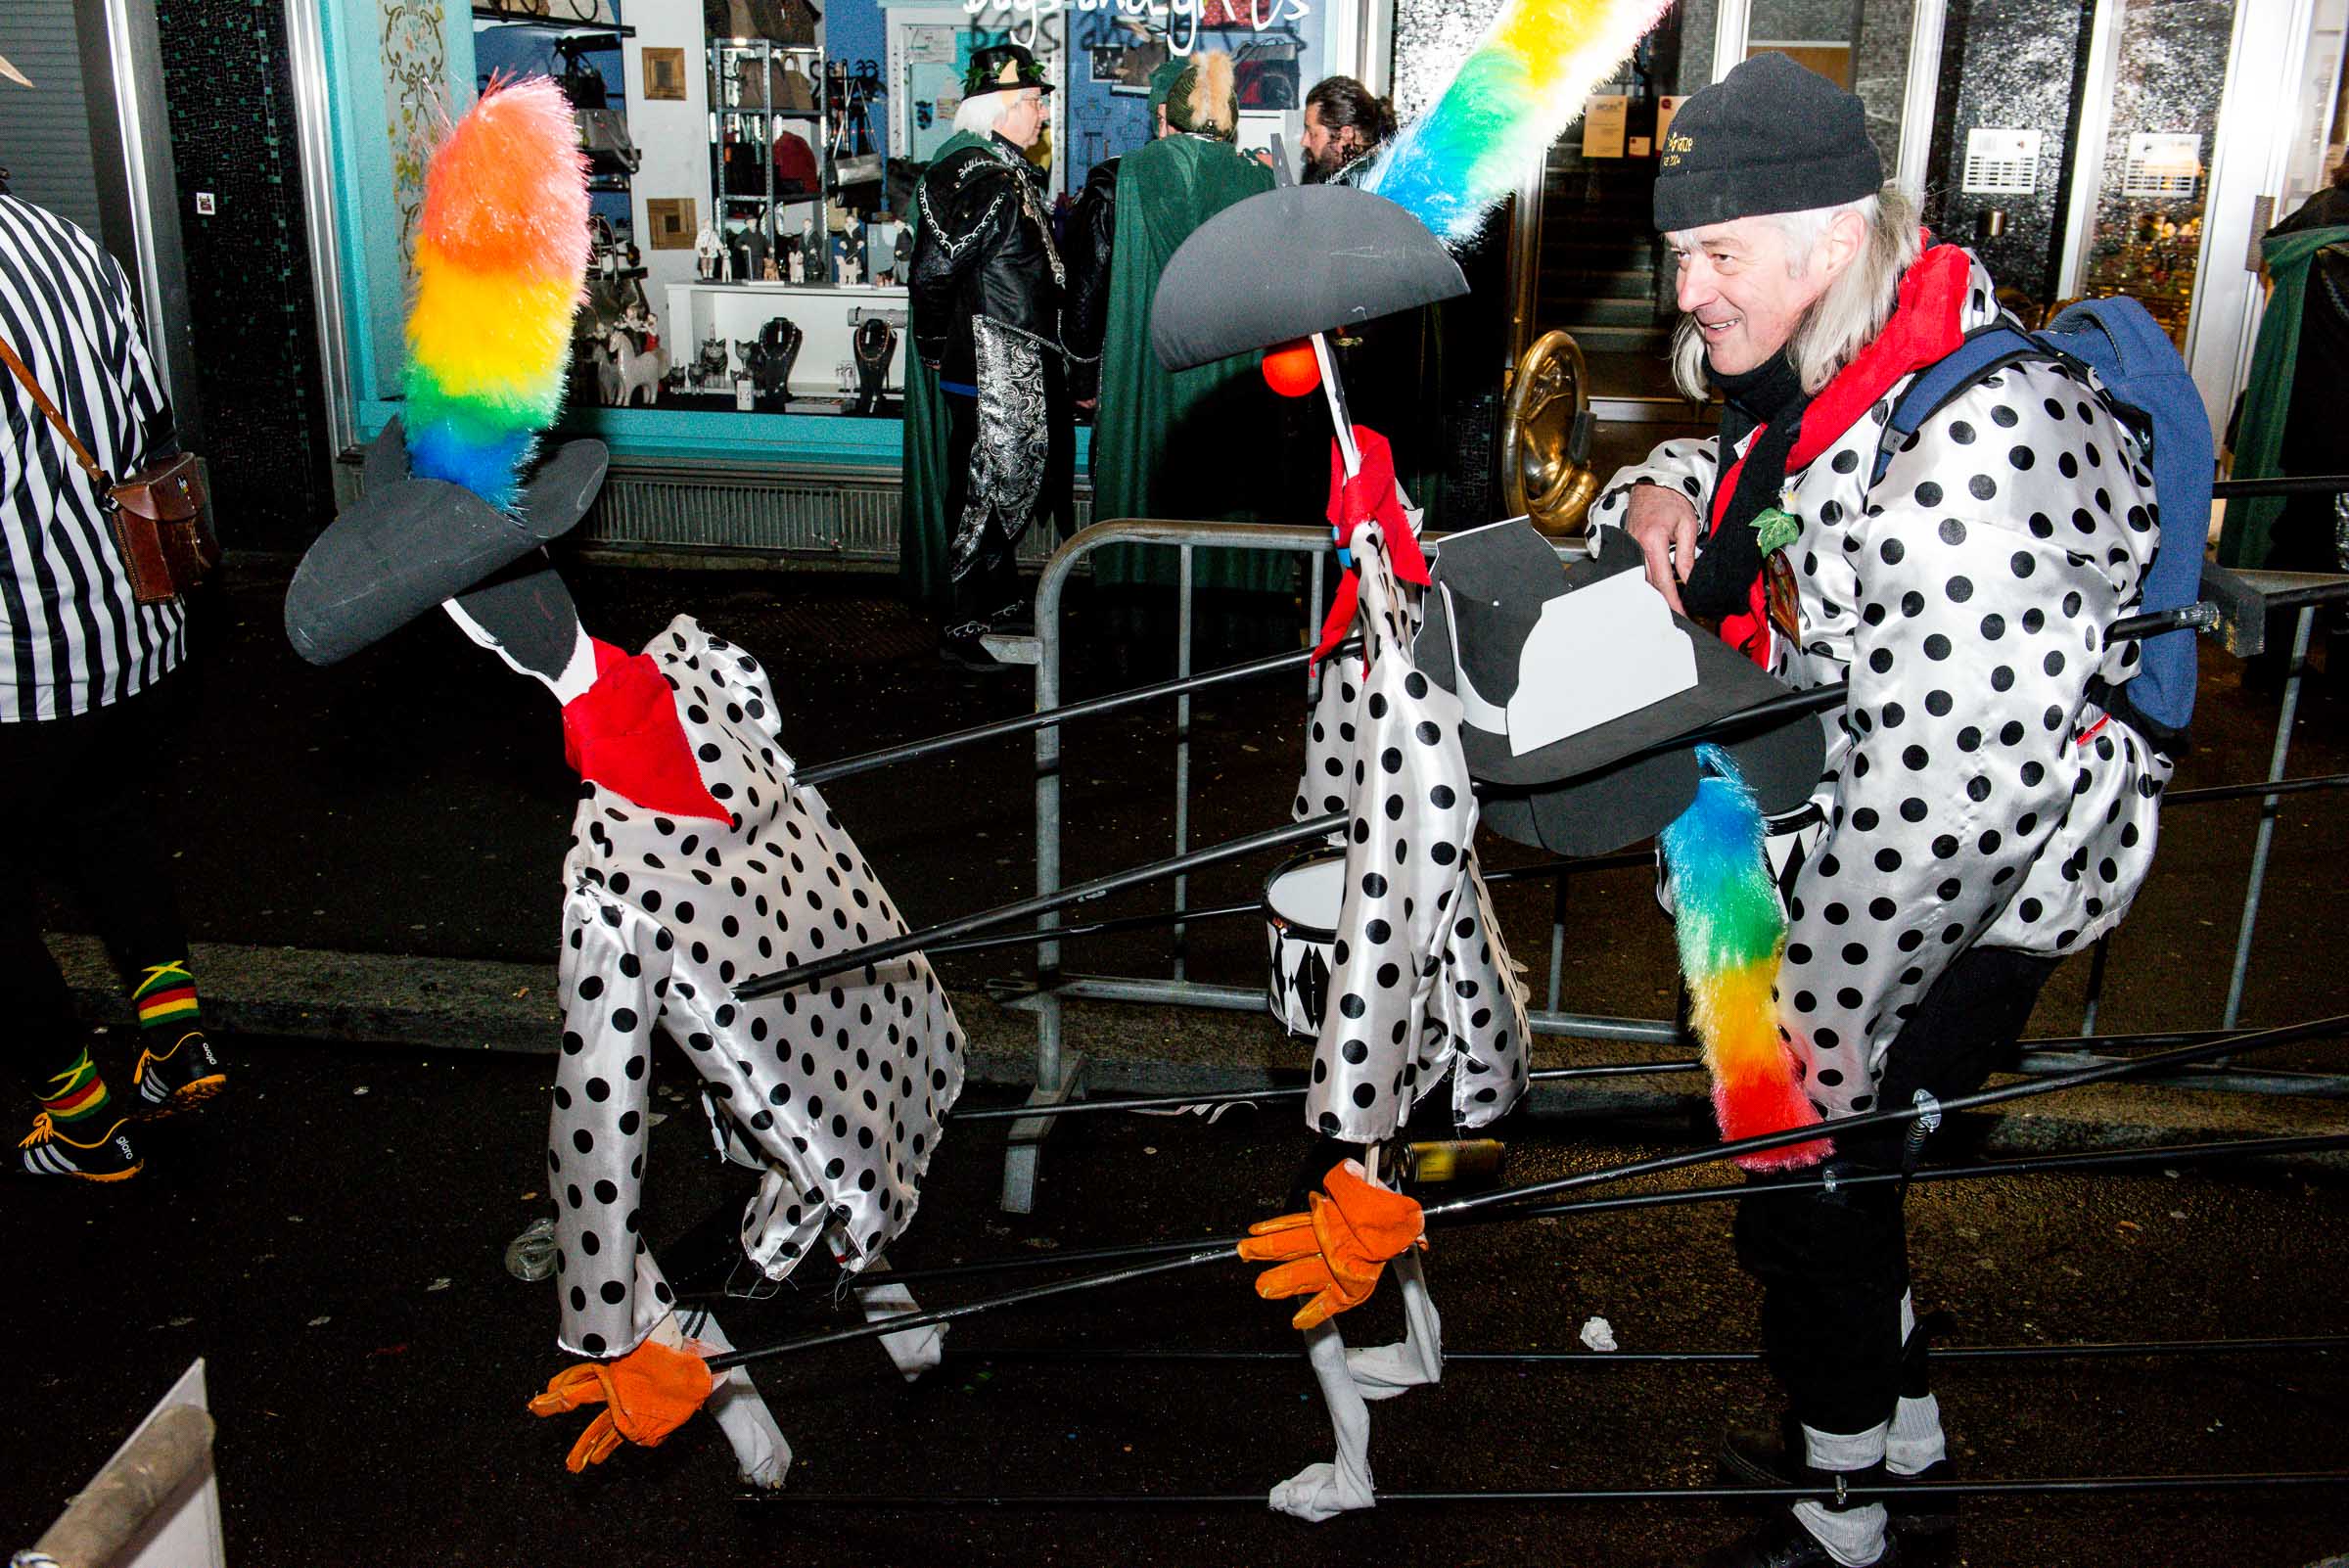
1589, 55, 2168, 1568
289, 427, 966, 1486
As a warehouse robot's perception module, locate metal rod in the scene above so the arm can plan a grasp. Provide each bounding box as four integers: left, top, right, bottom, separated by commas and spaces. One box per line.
1489, 850, 1653, 885
2169, 770, 2349, 807
704, 1247, 1231, 1371
738, 1473, 2349, 1508
940, 1333, 2349, 1367
794, 638, 1356, 789
701, 1127, 2344, 1302
944, 1057, 1706, 1123
1172, 543, 1194, 983
926, 899, 1260, 959
1427, 1012, 2349, 1219
2223, 604, 2314, 1030
734, 812, 1346, 999
2078, 931, 2109, 1035
2210, 473, 2349, 498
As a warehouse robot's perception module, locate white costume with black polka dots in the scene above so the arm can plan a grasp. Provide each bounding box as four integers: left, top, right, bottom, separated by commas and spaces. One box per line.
1294, 524, 1529, 1142
547, 617, 965, 1358
1591, 254, 2168, 1118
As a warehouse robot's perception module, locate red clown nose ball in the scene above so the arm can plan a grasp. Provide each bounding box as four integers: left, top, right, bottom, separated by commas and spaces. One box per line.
1262, 339, 1320, 397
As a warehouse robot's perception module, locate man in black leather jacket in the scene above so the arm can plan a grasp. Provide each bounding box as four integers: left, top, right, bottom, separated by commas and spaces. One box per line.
909, 43, 1068, 669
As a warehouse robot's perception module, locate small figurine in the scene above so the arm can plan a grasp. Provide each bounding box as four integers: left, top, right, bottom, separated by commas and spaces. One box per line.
695, 221, 721, 281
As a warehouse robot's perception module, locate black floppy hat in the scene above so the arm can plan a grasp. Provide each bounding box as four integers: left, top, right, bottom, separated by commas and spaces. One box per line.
283, 418, 607, 667
1413, 520, 1825, 855
1151, 184, 1467, 369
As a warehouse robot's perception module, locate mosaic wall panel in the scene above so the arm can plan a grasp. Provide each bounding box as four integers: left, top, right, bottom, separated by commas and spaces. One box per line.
152, 0, 333, 553
1921, 0, 2095, 303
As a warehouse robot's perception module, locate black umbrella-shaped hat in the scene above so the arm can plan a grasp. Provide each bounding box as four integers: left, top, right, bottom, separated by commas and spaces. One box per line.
1150, 184, 1468, 371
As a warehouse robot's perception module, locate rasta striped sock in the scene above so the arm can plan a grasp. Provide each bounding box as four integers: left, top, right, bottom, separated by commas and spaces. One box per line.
38, 1047, 112, 1125
132, 960, 202, 1036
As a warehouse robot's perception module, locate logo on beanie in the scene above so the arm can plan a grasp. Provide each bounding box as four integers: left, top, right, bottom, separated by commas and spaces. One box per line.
1661, 130, 1693, 169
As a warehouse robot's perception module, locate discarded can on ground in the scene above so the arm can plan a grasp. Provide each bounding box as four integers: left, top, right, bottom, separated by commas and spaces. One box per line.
505, 1216, 558, 1282
1402, 1138, 1507, 1187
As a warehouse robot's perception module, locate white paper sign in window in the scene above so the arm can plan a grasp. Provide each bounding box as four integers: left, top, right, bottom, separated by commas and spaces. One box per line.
2123, 133, 2202, 199
1960, 127, 2041, 196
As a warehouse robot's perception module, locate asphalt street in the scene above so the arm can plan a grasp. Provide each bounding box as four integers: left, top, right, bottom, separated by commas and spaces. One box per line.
5, 544, 2348, 1564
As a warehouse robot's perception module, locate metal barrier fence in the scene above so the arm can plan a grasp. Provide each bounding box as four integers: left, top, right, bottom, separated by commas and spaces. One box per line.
985, 516, 2349, 1211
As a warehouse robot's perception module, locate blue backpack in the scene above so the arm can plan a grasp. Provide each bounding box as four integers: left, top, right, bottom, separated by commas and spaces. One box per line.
1874, 297, 2211, 754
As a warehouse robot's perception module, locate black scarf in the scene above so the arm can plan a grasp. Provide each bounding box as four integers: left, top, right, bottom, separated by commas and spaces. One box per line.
1683, 350, 1809, 620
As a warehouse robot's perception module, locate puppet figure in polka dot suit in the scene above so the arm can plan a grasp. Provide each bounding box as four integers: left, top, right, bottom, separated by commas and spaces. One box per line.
290, 429, 964, 1488
1264, 446, 1528, 1521
1588, 56, 2169, 1568
1293, 498, 1530, 1147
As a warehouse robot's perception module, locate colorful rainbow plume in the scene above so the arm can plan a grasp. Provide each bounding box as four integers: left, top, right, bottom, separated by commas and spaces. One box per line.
403, 77, 590, 511
1364, 0, 1675, 247
1656, 747, 1830, 1172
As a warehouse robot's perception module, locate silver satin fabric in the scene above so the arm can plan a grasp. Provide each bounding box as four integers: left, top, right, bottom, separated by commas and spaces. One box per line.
1295, 524, 1529, 1142
547, 616, 966, 1357
948, 317, 1050, 582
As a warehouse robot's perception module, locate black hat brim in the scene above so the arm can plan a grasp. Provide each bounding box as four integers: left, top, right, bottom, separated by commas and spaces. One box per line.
284, 419, 607, 667
1151, 185, 1467, 370
1416, 523, 1825, 855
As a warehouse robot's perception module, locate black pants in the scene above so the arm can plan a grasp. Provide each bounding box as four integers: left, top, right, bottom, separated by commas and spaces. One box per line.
1733, 945, 2058, 1436
0, 677, 191, 1088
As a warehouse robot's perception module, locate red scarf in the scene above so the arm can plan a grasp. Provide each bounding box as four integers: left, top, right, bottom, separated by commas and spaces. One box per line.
1708, 242, 1974, 665
561, 638, 731, 823
1311, 426, 1429, 671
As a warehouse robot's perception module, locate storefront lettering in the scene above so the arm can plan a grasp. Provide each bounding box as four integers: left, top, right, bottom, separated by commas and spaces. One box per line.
964, 0, 1312, 58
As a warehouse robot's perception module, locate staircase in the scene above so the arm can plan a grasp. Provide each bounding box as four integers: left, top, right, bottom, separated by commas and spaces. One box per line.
1535, 151, 1683, 400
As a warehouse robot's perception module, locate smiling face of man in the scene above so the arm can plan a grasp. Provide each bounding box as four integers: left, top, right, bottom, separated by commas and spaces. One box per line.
1667, 214, 1833, 379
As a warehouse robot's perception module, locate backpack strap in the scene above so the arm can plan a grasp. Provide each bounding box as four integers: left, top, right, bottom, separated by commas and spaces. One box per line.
1872, 324, 2048, 485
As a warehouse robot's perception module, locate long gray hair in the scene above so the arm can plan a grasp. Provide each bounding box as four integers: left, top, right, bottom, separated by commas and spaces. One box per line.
952, 90, 1010, 139
1669, 184, 1922, 399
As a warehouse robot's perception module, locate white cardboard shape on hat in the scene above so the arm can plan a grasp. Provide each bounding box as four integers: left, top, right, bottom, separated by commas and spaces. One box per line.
1506, 571, 1696, 756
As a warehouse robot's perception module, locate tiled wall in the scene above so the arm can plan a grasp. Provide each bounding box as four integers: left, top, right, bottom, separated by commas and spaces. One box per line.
152, 0, 333, 553
1919, 0, 2095, 302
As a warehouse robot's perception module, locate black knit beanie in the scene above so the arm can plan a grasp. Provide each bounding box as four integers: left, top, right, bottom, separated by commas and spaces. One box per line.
1652, 53, 1881, 233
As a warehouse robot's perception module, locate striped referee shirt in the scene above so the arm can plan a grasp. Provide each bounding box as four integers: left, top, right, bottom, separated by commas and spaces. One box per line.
0, 191, 186, 722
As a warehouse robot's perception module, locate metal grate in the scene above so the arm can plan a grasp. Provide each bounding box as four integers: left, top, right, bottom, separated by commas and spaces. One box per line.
582, 465, 1089, 565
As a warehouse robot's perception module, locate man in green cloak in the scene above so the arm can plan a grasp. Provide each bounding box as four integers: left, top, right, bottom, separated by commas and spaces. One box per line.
1080, 52, 1280, 591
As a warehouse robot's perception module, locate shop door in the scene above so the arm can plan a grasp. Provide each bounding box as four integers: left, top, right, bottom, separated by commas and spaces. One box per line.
1928, 0, 2345, 432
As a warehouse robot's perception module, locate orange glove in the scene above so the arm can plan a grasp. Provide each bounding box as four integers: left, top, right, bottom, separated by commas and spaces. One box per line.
1236, 1160, 1425, 1331
528, 1337, 715, 1473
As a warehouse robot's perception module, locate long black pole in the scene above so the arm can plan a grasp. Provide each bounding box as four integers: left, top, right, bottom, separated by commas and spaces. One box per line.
705, 1247, 1228, 1370
695, 1023, 2343, 1359
688, 1129, 2349, 1297
733, 812, 1344, 1000
736, 681, 1857, 1000
736, 1472, 2349, 1508
936, 1332, 2349, 1367
794, 639, 1359, 790
1430, 1012, 2349, 1220
944, 1057, 1703, 1123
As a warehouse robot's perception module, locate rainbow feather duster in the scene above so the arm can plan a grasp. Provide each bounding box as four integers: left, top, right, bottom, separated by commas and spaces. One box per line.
403, 77, 590, 512
1657, 747, 1830, 1173
1364, 0, 1675, 247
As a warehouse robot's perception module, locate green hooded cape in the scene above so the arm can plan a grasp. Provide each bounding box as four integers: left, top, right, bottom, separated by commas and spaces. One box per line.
1088, 133, 1277, 590
2218, 221, 2349, 569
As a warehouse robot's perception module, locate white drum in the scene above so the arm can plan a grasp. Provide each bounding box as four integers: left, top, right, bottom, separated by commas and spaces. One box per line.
1264, 848, 1347, 1039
